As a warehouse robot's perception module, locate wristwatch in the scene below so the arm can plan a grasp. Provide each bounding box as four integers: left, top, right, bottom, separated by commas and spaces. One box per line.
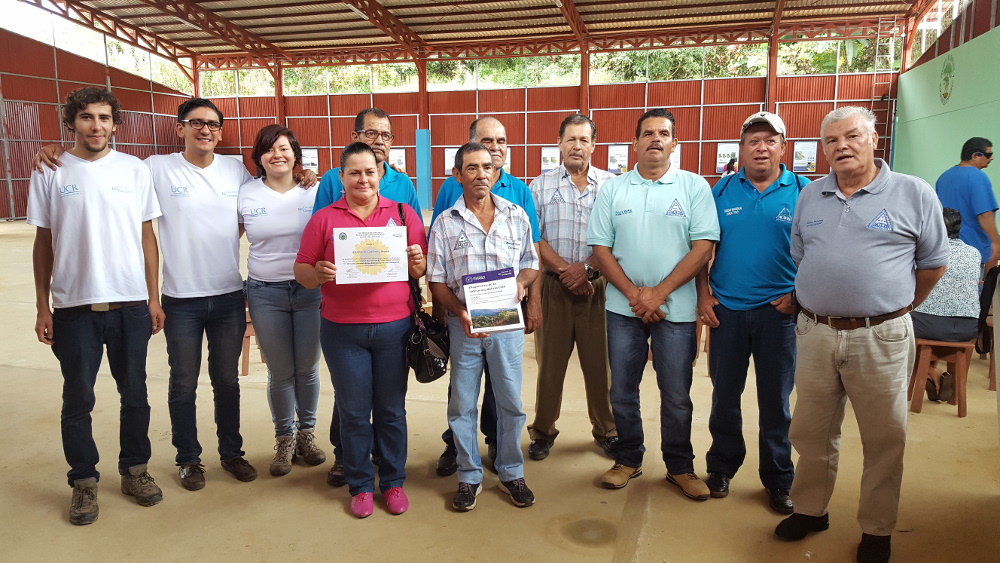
584, 262, 601, 281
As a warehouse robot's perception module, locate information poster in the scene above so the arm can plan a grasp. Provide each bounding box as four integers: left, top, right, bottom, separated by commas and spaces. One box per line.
463, 268, 525, 334
716, 143, 738, 173
608, 144, 629, 175
332, 226, 408, 284
541, 146, 559, 173
793, 142, 817, 173
301, 148, 319, 174
389, 148, 407, 175
443, 147, 459, 175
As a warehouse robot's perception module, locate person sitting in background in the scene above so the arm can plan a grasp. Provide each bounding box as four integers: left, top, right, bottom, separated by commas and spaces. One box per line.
294, 142, 427, 518
912, 207, 982, 402
239, 124, 325, 477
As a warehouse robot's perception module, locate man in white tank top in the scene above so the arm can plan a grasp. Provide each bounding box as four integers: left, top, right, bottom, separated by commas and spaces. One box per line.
28, 87, 164, 525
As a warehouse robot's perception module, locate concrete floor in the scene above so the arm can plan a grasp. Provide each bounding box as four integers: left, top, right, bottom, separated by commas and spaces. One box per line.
1, 219, 998, 562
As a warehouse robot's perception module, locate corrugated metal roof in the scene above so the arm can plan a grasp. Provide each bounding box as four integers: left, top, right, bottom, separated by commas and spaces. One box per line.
25, 0, 916, 68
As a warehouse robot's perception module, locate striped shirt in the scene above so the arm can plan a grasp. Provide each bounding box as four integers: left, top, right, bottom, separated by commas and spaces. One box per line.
427, 193, 539, 302
530, 164, 614, 265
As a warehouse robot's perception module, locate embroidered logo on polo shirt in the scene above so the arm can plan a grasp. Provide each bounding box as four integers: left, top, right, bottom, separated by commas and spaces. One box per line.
775, 206, 793, 223
550, 190, 565, 204
454, 230, 473, 250
666, 199, 686, 217
724, 206, 742, 216
58, 184, 80, 198
386, 218, 397, 227
867, 209, 893, 231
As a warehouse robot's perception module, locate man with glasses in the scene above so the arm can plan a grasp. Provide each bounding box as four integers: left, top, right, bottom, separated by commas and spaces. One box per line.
429, 116, 542, 477
313, 107, 420, 215
313, 107, 421, 489
935, 137, 998, 268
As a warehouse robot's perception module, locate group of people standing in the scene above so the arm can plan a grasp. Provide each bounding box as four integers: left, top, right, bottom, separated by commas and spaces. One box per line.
30, 83, 963, 563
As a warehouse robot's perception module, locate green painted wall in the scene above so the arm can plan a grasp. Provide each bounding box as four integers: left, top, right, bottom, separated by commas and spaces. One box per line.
895, 27, 1000, 194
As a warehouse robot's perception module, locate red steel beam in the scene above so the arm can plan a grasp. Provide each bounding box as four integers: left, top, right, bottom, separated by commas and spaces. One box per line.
558, 0, 589, 43
339, 0, 428, 57
135, 0, 291, 65
766, 0, 788, 113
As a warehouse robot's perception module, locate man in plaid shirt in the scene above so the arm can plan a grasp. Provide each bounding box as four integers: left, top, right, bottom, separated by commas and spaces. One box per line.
427, 142, 539, 512
526, 114, 618, 462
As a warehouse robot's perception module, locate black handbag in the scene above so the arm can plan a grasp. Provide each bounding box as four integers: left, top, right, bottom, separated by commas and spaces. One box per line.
397, 204, 450, 383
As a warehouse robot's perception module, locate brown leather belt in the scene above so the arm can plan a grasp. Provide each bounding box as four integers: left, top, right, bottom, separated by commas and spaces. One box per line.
801, 306, 911, 330
69, 300, 146, 312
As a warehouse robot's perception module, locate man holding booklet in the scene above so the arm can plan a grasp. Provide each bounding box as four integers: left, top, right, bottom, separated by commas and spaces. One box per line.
426, 142, 539, 512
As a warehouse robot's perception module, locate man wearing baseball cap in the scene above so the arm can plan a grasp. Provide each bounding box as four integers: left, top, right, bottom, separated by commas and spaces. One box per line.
694, 111, 809, 513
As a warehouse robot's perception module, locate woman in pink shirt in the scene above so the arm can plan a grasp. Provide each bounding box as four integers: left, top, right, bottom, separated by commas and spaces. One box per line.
294, 143, 427, 518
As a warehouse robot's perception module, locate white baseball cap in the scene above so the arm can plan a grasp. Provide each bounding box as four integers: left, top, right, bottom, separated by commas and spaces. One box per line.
741, 112, 786, 136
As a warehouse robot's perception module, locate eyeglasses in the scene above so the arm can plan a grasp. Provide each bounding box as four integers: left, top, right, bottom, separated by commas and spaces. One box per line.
356, 129, 394, 142
180, 119, 223, 131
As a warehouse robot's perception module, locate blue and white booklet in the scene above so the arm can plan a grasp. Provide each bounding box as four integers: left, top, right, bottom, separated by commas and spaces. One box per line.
462, 267, 525, 334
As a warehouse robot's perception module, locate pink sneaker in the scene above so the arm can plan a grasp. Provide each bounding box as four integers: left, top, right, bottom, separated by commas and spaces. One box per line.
384, 487, 409, 515
351, 492, 374, 518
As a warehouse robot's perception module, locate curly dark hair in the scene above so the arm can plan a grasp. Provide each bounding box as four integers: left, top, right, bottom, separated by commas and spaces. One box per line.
62, 87, 122, 128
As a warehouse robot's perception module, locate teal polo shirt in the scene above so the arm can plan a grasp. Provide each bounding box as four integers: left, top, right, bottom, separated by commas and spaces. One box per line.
709, 165, 808, 310
312, 163, 422, 223
430, 169, 541, 242
587, 166, 720, 322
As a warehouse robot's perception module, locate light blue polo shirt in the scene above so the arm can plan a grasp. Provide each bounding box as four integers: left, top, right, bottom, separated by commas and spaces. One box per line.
709, 164, 809, 310
431, 169, 541, 242
587, 166, 720, 322
312, 162, 422, 223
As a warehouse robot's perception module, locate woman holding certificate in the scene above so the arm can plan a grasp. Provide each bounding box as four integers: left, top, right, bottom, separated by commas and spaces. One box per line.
238, 124, 327, 478
295, 142, 427, 518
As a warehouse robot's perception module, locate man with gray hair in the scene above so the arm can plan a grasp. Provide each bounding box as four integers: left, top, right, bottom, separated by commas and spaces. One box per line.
774, 106, 948, 563
527, 113, 617, 461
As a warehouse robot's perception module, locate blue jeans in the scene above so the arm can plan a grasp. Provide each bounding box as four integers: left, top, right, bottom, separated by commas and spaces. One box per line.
320, 317, 410, 495
246, 278, 322, 437
52, 303, 153, 486
607, 311, 696, 474
163, 290, 246, 464
441, 367, 498, 452
447, 317, 525, 484
706, 303, 795, 490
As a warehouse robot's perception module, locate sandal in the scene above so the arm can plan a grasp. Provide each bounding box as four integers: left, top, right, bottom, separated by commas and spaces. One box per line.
925, 378, 939, 402
938, 371, 955, 403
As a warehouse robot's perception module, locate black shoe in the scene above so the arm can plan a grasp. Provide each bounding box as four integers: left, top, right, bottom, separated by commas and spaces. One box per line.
326, 461, 346, 487
767, 488, 794, 514
706, 473, 730, 498
499, 478, 535, 507
528, 439, 550, 461
856, 533, 891, 563
775, 513, 830, 541
486, 443, 498, 474
221, 456, 258, 482
596, 436, 619, 459
436, 448, 458, 477
452, 482, 482, 512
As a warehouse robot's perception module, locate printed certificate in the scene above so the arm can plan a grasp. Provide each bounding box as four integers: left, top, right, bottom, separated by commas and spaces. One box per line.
333, 226, 408, 284
463, 268, 525, 334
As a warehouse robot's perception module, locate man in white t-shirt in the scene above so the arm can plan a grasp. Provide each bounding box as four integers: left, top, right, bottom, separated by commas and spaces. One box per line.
29, 87, 164, 525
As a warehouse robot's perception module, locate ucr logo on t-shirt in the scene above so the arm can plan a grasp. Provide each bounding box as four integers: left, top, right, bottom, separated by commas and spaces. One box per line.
867, 209, 893, 231
775, 206, 793, 224
246, 207, 267, 217
454, 229, 473, 250
170, 186, 191, 197
666, 199, 686, 217
58, 184, 80, 197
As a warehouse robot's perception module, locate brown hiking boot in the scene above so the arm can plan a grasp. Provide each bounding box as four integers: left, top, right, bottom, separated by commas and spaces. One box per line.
178, 463, 206, 491
120, 464, 163, 506
69, 478, 99, 525
221, 456, 258, 482
295, 427, 327, 466
601, 463, 642, 489
666, 472, 711, 501
270, 436, 296, 477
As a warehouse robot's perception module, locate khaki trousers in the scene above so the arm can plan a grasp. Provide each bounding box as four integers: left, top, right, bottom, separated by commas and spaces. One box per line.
528, 274, 616, 443
788, 312, 914, 536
